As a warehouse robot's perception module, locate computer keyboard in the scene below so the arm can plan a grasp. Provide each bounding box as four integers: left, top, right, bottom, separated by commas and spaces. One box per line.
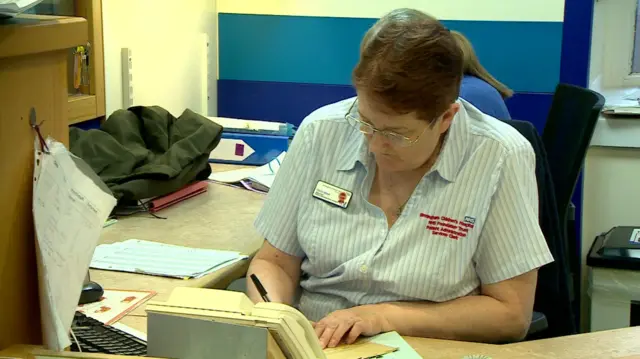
70, 311, 147, 356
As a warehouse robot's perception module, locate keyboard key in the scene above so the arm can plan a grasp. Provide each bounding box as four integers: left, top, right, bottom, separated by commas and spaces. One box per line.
70, 311, 147, 356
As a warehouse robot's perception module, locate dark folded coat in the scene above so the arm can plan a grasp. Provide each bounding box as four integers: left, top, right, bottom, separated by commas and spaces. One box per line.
70, 106, 222, 202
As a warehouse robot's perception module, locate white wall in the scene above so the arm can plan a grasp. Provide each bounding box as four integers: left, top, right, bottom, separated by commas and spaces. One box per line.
581, 147, 640, 330
217, 0, 565, 21
582, 0, 640, 332
588, 0, 605, 86
102, 0, 217, 118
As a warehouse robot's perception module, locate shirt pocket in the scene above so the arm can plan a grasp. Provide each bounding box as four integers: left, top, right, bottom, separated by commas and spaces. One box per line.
298, 188, 374, 276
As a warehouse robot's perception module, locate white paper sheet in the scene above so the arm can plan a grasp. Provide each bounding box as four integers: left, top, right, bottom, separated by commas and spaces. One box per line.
208, 151, 285, 192
33, 139, 117, 351
111, 322, 147, 341
367, 332, 422, 359
91, 239, 247, 279
0, 0, 44, 15
208, 117, 284, 132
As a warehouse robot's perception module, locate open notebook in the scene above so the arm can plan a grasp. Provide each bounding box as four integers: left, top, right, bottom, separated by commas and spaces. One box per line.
208, 151, 286, 193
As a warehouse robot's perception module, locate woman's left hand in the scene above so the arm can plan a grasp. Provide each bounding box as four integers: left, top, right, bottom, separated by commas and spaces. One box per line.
313, 306, 387, 348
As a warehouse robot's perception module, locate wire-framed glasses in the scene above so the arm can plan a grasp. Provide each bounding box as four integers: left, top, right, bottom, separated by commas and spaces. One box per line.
345, 99, 428, 148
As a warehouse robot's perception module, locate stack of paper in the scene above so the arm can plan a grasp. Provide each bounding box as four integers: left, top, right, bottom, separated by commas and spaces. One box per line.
33, 138, 118, 351
208, 116, 294, 136
90, 239, 248, 279
591, 78, 640, 117
0, 0, 44, 17
366, 332, 423, 359
325, 332, 421, 359
208, 151, 286, 193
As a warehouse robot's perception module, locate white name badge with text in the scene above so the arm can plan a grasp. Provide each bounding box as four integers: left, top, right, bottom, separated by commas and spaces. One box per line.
313, 181, 352, 209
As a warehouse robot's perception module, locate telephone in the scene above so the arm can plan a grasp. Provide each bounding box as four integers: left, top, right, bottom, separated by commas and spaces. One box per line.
145, 287, 326, 359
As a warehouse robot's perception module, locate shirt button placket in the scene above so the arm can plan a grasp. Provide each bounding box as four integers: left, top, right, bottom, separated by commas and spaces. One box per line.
359, 264, 368, 274
359, 261, 372, 304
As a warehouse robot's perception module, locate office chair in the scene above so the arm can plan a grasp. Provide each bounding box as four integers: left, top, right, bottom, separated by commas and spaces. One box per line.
541, 83, 605, 326
499, 119, 574, 340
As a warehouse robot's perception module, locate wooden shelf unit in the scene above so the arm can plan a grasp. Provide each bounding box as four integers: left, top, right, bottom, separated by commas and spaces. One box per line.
32, 0, 106, 125
0, 14, 89, 349
68, 93, 98, 124
69, 0, 105, 125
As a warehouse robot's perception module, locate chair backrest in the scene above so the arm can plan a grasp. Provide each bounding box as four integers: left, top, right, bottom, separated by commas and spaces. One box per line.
499, 119, 576, 338
542, 84, 605, 220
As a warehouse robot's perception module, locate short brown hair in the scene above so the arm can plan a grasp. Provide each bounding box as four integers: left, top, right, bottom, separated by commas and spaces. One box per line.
353, 9, 463, 123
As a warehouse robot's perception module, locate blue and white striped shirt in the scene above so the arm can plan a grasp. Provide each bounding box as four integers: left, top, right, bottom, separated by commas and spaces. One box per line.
254, 98, 554, 322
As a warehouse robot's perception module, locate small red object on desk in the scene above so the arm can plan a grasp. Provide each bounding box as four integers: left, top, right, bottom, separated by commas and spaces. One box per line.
146, 181, 209, 213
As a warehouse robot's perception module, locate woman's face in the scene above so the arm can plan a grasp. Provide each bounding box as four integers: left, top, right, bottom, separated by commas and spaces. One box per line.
355, 93, 459, 173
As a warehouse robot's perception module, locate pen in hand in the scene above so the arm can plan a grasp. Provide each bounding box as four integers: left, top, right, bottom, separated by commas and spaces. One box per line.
250, 274, 271, 302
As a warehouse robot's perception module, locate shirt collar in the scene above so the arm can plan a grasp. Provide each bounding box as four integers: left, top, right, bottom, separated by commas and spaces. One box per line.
431, 100, 471, 182
336, 126, 369, 172
336, 99, 471, 178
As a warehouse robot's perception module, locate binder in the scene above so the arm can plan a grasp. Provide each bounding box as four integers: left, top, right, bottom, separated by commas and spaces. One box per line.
146, 181, 209, 213
209, 131, 289, 166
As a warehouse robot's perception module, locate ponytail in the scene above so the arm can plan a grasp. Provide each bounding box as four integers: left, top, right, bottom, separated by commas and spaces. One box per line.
451, 30, 514, 98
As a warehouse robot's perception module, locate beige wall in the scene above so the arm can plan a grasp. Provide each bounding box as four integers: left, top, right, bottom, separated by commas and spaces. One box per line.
102, 0, 217, 118
581, 147, 640, 330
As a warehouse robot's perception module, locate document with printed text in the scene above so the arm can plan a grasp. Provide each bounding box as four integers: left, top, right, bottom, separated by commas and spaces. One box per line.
33, 138, 117, 351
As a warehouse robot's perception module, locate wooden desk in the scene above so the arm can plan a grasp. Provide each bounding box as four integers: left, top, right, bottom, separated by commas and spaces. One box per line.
4, 159, 636, 358
81, 172, 640, 358
31, 313, 639, 359
90, 167, 265, 319
405, 327, 640, 358
506, 327, 640, 359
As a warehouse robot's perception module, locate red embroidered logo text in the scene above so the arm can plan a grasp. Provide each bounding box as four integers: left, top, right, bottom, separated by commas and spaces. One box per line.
419, 213, 475, 240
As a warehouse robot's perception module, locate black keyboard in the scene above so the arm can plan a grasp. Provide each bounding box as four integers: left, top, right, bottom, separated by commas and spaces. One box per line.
70, 311, 147, 356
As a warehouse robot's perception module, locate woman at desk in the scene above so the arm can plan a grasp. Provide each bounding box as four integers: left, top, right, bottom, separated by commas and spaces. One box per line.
452, 30, 514, 120
247, 9, 553, 348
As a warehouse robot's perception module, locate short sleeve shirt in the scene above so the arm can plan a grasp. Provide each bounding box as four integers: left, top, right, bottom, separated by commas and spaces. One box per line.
254, 98, 554, 322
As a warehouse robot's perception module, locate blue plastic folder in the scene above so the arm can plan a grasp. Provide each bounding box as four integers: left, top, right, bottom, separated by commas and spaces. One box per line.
209, 132, 289, 166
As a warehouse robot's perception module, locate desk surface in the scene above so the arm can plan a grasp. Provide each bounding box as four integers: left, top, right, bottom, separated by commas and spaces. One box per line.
82, 165, 640, 359
90, 165, 265, 317
93, 315, 640, 359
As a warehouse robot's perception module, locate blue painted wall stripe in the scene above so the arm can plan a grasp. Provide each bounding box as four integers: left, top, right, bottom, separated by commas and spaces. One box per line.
218, 13, 563, 93
218, 79, 554, 131
560, 0, 594, 88
218, 80, 356, 126
558, 0, 596, 332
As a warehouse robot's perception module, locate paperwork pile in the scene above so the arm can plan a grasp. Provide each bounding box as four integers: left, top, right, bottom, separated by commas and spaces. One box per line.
90, 239, 247, 279
208, 151, 286, 193
0, 0, 44, 17
33, 138, 117, 351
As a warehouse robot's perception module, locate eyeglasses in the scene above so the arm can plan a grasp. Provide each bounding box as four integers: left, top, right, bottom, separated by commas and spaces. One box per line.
345, 99, 428, 148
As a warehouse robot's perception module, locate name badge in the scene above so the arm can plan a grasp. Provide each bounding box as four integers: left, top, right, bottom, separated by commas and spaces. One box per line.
313, 181, 352, 209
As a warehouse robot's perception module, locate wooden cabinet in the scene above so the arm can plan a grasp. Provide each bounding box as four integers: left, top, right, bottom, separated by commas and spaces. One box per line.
0, 15, 88, 349
32, 0, 105, 124
68, 0, 105, 124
